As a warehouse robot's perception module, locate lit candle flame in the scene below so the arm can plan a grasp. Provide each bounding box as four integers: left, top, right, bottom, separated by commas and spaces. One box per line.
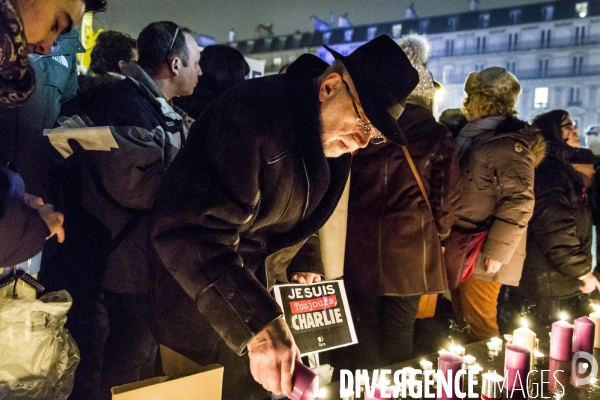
521, 317, 528, 329
591, 303, 600, 312
560, 312, 567, 321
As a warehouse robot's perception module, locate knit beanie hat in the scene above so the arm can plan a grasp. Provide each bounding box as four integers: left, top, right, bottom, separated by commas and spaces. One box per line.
399, 34, 436, 105
464, 67, 521, 103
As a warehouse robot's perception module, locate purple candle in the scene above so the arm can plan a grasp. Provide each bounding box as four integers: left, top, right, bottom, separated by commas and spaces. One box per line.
437, 352, 464, 400
504, 344, 530, 392
573, 316, 595, 355
550, 320, 573, 361
290, 360, 319, 400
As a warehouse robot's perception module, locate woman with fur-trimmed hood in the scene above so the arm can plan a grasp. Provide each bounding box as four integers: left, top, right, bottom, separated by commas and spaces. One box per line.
513, 110, 600, 324
444, 67, 545, 342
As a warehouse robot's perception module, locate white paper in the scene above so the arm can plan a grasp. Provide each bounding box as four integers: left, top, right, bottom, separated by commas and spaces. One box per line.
44, 126, 119, 158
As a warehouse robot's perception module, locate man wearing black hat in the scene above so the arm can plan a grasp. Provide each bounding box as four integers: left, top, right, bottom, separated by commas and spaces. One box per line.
150, 35, 418, 398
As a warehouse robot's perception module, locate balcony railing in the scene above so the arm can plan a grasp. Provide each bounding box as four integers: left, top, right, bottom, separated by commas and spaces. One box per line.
430, 34, 600, 58
441, 64, 600, 84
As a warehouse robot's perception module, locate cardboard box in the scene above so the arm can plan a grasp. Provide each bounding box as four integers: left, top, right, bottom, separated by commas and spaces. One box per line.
111, 346, 223, 400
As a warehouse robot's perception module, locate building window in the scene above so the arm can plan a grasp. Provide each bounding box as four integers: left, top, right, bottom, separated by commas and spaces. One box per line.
569, 86, 582, 105
508, 33, 519, 51
273, 57, 282, 66
445, 39, 455, 56
367, 27, 377, 41
448, 16, 459, 31
479, 13, 490, 28
392, 24, 403, 38
538, 58, 549, 78
509, 9, 522, 24
476, 36, 486, 53
323, 32, 332, 45
534, 87, 549, 108
542, 5, 554, 21
541, 30, 552, 48
418, 19, 430, 34
575, 26, 586, 45
576, 2, 588, 18
344, 29, 354, 42
572, 56, 584, 75
506, 61, 516, 73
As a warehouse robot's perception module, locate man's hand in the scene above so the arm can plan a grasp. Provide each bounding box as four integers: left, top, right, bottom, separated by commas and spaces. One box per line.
579, 273, 600, 294
290, 272, 322, 284
247, 317, 300, 395
23, 194, 65, 243
485, 258, 502, 274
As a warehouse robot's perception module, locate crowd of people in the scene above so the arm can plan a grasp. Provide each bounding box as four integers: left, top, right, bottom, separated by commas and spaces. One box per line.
1, 1, 600, 399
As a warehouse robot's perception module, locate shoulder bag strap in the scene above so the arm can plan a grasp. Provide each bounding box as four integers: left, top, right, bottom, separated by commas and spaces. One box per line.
401, 145, 432, 214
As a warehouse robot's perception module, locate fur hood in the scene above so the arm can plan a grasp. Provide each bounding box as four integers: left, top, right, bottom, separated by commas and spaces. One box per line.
495, 116, 546, 167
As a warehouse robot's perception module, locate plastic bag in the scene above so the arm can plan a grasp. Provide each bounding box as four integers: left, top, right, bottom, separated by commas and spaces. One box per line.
0, 290, 80, 399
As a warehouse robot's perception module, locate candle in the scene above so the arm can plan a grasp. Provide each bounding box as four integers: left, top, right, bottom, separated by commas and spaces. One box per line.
504, 344, 530, 392
437, 352, 464, 400
573, 316, 595, 354
290, 360, 319, 400
486, 341, 500, 355
481, 372, 504, 400
452, 345, 465, 356
589, 311, 600, 348
463, 355, 476, 366
550, 320, 573, 361
504, 334, 513, 343
513, 318, 536, 369
420, 359, 434, 371
490, 337, 503, 350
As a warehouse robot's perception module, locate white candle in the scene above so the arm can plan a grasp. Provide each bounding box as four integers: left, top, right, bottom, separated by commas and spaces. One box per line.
589, 311, 600, 348
453, 345, 466, 356
504, 334, 513, 343
513, 319, 537, 353
491, 337, 503, 350
487, 341, 501, 351
463, 355, 476, 366
420, 360, 433, 371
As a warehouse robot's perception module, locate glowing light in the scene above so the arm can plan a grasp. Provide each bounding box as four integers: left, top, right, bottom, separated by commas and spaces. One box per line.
560, 312, 568, 321
318, 387, 328, 398
521, 317, 529, 329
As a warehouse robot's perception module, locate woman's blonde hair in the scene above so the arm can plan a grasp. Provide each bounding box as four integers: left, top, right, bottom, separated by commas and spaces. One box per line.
462, 92, 518, 121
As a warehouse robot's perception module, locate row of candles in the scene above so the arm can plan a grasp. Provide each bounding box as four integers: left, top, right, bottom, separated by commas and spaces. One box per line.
362, 313, 598, 400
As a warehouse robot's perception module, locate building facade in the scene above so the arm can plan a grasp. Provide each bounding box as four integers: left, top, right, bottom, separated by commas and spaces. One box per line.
228, 0, 600, 133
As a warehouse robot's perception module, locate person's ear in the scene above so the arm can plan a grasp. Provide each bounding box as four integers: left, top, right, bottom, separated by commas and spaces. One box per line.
117, 60, 126, 70
318, 72, 343, 102
169, 57, 181, 76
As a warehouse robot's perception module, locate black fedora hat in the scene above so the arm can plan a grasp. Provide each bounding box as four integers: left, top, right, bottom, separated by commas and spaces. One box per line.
323, 35, 419, 145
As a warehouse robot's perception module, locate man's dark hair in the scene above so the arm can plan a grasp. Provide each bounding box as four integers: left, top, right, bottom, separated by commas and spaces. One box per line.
137, 21, 192, 76
200, 45, 249, 95
90, 31, 136, 75
84, 0, 108, 13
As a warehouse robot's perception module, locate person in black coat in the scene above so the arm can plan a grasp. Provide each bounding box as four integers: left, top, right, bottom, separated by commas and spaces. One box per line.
514, 109, 600, 325
150, 36, 419, 399
173, 44, 249, 119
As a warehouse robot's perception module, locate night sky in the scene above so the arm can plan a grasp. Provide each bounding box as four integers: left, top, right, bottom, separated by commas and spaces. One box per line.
93, 0, 548, 43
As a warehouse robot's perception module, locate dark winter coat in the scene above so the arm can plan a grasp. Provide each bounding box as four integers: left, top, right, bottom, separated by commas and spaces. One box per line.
454, 117, 542, 286
344, 104, 461, 296
515, 144, 593, 299
151, 54, 351, 356
43, 66, 185, 295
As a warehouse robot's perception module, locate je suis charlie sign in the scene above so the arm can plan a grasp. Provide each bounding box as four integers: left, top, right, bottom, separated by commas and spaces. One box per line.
273, 280, 357, 355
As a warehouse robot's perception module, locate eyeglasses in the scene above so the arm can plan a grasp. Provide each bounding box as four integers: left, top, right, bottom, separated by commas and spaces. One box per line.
341, 79, 387, 145
166, 26, 180, 59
